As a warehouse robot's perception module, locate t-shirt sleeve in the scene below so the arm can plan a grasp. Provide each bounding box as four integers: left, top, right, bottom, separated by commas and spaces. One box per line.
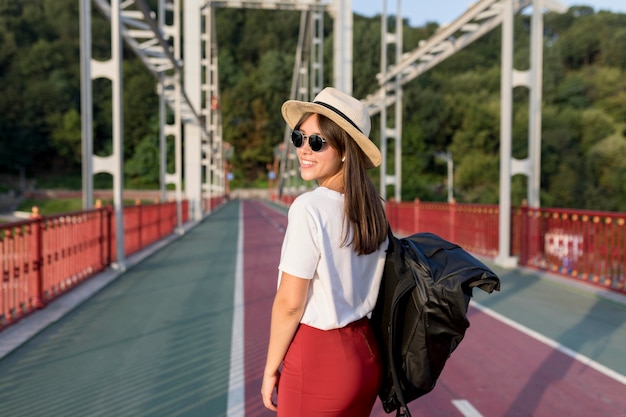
278, 199, 320, 279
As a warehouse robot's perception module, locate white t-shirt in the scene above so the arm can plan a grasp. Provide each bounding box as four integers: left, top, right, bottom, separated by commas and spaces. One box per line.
278, 187, 388, 330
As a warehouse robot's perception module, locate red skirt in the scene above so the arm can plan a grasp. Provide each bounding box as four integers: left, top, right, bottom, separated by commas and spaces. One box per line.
277, 317, 382, 417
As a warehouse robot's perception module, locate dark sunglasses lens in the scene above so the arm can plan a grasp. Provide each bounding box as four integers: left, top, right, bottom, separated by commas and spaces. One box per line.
291, 130, 304, 147
291, 130, 325, 152
308, 135, 324, 152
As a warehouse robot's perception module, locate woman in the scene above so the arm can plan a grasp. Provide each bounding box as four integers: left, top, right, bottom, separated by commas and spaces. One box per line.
261, 87, 389, 416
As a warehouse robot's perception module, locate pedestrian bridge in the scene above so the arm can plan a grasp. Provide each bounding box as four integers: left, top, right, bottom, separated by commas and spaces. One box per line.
1, 199, 625, 416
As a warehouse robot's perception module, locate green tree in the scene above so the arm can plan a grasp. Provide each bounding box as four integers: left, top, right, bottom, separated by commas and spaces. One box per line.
604, 27, 626, 69
579, 108, 615, 153
126, 123, 161, 189
540, 106, 584, 208
557, 11, 600, 69
49, 108, 82, 167
586, 134, 626, 211
123, 59, 160, 159
0, 0, 625, 212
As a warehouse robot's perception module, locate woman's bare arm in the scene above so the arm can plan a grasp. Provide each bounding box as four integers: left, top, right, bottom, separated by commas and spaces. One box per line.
261, 272, 310, 411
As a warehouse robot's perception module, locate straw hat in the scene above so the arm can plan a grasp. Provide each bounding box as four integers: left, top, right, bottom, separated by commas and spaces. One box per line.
281, 87, 382, 168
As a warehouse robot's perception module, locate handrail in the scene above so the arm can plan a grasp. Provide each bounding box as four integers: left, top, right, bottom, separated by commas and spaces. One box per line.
0, 199, 202, 331
386, 200, 626, 295
2, 197, 622, 333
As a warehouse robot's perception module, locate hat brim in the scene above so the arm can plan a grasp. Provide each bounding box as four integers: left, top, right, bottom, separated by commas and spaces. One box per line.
281, 100, 382, 169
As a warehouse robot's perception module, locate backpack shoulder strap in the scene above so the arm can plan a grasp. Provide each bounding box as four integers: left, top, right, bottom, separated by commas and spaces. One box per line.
386, 225, 396, 253
385, 227, 415, 417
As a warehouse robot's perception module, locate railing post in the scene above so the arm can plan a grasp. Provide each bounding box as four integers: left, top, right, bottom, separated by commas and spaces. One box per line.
95, 200, 104, 268
449, 199, 457, 244
519, 200, 528, 265
413, 198, 420, 233
155, 198, 162, 239
31, 207, 45, 309
103, 204, 112, 267
107, 205, 114, 263
135, 198, 142, 249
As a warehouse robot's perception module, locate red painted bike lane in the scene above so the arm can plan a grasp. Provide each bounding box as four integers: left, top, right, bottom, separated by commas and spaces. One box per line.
370, 303, 626, 417
242, 200, 288, 417
241, 199, 626, 417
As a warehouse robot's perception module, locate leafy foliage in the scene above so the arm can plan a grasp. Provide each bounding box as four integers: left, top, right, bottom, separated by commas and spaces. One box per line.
0, 0, 625, 211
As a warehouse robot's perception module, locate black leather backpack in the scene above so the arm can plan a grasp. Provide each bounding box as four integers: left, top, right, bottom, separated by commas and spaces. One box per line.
370, 230, 501, 417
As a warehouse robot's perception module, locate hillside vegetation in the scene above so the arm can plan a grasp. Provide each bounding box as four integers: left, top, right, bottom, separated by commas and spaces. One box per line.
0, 1, 624, 210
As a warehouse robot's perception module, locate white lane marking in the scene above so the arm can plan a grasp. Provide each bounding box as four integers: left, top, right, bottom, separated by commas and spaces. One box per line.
472, 301, 626, 386
258, 203, 286, 233
227, 202, 245, 417
452, 399, 484, 417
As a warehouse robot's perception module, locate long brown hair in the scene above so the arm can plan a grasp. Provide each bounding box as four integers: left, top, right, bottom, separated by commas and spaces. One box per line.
296, 113, 388, 255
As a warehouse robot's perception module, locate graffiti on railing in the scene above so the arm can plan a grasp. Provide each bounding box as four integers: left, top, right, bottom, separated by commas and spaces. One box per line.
544, 229, 584, 273
385, 200, 625, 294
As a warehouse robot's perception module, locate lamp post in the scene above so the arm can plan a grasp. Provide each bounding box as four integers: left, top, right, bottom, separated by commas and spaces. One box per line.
434, 151, 454, 203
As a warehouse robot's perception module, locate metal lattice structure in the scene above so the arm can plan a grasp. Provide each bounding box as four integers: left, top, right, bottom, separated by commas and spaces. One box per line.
81, 0, 335, 265
80, 0, 567, 268
278, 8, 326, 199
367, 0, 566, 266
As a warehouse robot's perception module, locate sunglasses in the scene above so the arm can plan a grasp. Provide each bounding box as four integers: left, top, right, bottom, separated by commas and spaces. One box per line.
291, 130, 327, 152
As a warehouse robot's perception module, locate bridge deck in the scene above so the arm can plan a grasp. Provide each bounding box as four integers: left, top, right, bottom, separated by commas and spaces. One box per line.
0, 199, 624, 417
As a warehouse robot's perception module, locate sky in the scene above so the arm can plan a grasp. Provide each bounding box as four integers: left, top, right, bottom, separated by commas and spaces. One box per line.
352, 0, 626, 27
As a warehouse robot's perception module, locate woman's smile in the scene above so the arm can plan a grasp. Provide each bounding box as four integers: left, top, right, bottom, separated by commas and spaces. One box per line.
296, 114, 343, 190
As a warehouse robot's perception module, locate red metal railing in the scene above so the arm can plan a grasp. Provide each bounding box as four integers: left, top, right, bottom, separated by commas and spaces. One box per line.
0, 199, 202, 331
386, 200, 499, 257
1, 209, 111, 329
278, 193, 298, 206
109, 201, 189, 259
517, 206, 625, 292
2, 196, 622, 332
386, 200, 625, 294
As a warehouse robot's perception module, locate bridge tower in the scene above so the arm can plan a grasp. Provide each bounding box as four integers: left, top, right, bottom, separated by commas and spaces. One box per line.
80, 0, 568, 270
80, 0, 126, 269
80, 0, 214, 266
278, 6, 326, 199
496, 0, 567, 267
379, 0, 403, 202
366, 0, 566, 268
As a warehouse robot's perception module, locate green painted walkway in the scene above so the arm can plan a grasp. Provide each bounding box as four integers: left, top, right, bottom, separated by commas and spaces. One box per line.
0, 198, 624, 416
473, 261, 626, 377
0, 200, 241, 417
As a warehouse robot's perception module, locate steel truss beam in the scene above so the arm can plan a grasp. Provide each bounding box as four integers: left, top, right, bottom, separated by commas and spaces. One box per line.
202, 1, 326, 200
158, 0, 184, 231
202, 0, 327, 12
87, 0, 196, 234
81, 0, 126, 269
363, 0, 533, 115
92, 0, 205, 125
201, 6, 226, 207
379, 0, 403, 202
278, 9, 324, 199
